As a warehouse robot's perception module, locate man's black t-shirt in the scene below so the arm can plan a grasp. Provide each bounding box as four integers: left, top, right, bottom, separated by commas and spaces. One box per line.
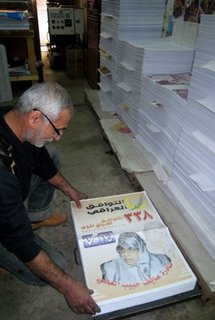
0, 107, 58, 262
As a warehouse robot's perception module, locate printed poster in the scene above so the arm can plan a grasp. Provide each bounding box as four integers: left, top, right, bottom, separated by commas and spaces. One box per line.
70, 191, 196, 315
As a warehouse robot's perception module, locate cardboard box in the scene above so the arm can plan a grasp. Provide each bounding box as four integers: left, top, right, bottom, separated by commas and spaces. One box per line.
66, 46, 84, 78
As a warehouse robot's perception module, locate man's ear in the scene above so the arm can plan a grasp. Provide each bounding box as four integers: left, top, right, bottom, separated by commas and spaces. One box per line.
28, 110, 42, 127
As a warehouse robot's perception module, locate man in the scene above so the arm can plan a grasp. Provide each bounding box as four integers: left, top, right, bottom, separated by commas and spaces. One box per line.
0, 81, 100, 315
100, 232, 171, 284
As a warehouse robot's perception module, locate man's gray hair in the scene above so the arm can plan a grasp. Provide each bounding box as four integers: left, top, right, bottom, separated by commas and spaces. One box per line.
15, 81, 73, 120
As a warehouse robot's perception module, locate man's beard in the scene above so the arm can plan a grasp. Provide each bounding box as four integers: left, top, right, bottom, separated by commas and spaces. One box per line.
25, 129, 53, 147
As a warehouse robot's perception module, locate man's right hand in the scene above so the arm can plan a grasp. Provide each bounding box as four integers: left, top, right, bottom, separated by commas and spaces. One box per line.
26, 249, 101, 315
62, 278, 101, 315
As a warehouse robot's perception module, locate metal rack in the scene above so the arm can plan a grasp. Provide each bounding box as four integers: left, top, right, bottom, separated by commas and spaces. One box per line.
0, 0, 42, 83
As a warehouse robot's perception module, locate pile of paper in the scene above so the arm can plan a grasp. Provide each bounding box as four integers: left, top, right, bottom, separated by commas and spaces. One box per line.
100, 15, 118, 60
135, 73, 190, 175
117, 38, 194, 75
101, 0, 115, 16
98, 0, 166, 113
168, 131, 215, 260
0, 10, 30, 30
167, 15, 215, 260
101, 0, 166, 39
98, 12, 118, 112
114, 38, 194, 136
187, 14, 215, 102
98, 2, 194, 125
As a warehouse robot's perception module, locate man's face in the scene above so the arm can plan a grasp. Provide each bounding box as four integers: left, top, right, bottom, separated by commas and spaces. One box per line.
26, 108, 72, 147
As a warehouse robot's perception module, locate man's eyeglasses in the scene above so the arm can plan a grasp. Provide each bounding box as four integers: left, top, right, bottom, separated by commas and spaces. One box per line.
33, 108, 62, 136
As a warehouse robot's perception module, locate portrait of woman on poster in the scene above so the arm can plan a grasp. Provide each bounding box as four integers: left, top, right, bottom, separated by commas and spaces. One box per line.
100, 232, 171, 285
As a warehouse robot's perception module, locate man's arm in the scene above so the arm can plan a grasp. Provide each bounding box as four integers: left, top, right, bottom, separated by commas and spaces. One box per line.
26, 249, 100, 314
47, 171, 87, 207
46, 172, 99, 313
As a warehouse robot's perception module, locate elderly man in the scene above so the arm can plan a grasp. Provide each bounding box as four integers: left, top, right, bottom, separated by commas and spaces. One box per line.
0, 81, 100, 315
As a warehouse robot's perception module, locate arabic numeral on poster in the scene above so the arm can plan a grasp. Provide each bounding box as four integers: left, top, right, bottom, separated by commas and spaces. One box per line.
82, 231, 116, 248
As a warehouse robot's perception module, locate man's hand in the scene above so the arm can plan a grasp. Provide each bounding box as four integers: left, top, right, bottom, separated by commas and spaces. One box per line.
26, 250, 100, 315
66, 186, 88, 208
47, 171, 87, 207
63, 279, 101, 314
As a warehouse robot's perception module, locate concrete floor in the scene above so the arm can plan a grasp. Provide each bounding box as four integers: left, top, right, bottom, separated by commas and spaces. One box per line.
1, 55, 215, 320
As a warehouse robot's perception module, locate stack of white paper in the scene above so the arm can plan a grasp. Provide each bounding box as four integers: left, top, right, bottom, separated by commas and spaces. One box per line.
116, 38, 194, 75
100, 15, 119, 60
97, 56, 119, 113
98, 88, 117, 113
188, 15, 215, 102
166, 15, 215, 260
98, 0, 166, 113
114, 38, 193, 136
115, 91, 139, 135
117, 0, 166, 39
101, 0, 114, 16
101, 0, 166, 39
135, 73, 190, 175
115, 59, 142, 133
167, 131, 215, 259
189, 15, 215, 70
99, 13, 118, 112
